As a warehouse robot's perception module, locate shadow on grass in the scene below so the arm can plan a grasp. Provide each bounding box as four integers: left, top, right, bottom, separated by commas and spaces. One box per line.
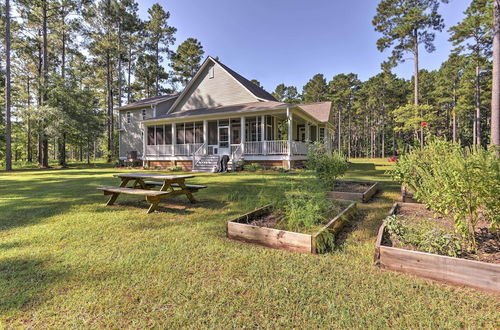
0, 256, 68, 316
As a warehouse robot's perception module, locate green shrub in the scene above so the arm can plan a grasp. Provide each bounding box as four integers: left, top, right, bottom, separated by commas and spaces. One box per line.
391, 138, 500, 250
383, 215, 462, 257
168, 165, 183, 172
244, 163, 264, 172
307, 141, 348, 188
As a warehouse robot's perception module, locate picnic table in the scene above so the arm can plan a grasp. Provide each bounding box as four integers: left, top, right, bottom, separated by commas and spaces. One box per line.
97, 173, 206, 214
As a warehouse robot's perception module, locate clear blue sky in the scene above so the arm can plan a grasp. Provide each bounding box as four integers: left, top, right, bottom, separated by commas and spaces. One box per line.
137, 0, 469, 93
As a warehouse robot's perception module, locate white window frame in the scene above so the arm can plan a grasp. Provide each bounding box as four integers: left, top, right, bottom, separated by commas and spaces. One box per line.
126, 111, 131, 124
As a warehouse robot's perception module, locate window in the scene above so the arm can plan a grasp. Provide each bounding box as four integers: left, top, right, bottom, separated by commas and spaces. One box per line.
147, 126, 155, 145
245, 117, 261, 142
142, 109, 147, 120
310, 125, 317, 142
319, 127, 326, 141
208, 121, 217, 145
231, 119, 241, 144
126, 112, 131, 124
185, 123, 194, 144
165, 124, 172, 144
156, 126, 164, 145
195, 122, 204, 143
208, 66, 214, 79
176, 123, 185, 144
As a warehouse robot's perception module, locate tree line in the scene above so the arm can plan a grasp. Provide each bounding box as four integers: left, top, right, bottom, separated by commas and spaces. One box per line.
1, 0, 500, 170
268, 0, 499, 158
0, 0, 204, 169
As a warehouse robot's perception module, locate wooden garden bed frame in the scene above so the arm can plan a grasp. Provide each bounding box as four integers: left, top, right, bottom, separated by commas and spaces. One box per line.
328, 180, 379, 202
226, 202, 357, 254
374, 202, 500, 293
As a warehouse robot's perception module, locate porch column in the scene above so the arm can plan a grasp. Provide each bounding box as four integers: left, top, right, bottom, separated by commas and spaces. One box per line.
240, 116, 245, 154
305, 123, 310, 142
273, 116, 278, 140
203, 120, 208, 154
142, 123, 147, 167
287, 107, 292, 157
171, 123, 176, 156
261, 115, 267, 155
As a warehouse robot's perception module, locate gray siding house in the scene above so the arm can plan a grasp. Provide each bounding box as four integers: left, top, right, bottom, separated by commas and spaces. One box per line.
117, 57, 334, 171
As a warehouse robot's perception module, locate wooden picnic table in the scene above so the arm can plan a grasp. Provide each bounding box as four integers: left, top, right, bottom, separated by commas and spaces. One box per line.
97, 173, 206, 214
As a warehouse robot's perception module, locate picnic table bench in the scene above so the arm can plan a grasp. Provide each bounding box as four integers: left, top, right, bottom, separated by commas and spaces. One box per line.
97, 173, 207, 214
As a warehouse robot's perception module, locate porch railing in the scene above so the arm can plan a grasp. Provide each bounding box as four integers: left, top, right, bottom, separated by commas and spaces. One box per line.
146, 141, 308, 157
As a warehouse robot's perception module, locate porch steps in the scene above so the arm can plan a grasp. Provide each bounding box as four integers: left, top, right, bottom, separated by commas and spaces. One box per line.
192, 155, 240, 172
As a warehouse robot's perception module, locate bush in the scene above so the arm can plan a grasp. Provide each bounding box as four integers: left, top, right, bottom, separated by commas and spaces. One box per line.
391, 138, 500, 250
307, 142, 348, 188
244, 163, 264, 172
384, 215, 462, 257
168, 165, 183, 172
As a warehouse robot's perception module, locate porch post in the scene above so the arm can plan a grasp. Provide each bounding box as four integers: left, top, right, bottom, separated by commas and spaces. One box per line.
142, 123, 147, 167
171, 123, 176, 156
305, 123, 310, 142
261, 115, 267, 155
240, 116, 245, 154
203, 120, 208, 154
287, 107, 292, 169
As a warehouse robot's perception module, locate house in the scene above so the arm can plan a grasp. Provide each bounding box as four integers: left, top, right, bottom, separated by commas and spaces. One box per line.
117, 56, 334, 171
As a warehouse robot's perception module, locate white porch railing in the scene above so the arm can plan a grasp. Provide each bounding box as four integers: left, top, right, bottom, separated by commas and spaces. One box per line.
291, 141, 308, 155
146, 144, 173, 156
146, 141, 308, 157
266, 140, 288, 154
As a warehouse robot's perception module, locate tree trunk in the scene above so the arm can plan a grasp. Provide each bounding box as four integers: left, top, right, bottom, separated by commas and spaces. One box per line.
59, 133, 67, 167
106, 51, 114, 163
86, 141, 91, 164
413, 29, 422, 148
117, 21, 122, 108
475, 62, 481, 147
4, 0, 12, 171
41, 0, 49, 168
338, 108, 341, 153
492, 0, 500, 150
127, 44, 132, 103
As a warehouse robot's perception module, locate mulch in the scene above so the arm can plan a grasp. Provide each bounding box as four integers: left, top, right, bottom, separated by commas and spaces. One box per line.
334, 180, 373, 193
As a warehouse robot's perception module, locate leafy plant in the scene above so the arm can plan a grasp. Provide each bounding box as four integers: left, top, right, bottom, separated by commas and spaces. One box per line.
391, 138, 500, 250
307, 141, 348, 188
168, 165, 183, 172
383, 215, 462, 257
244, 163, 264, 172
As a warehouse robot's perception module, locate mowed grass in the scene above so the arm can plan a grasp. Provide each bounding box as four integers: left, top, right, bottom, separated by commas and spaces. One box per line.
0, 159, 498, 328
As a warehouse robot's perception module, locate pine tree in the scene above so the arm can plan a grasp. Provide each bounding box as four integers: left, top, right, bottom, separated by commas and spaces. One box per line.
449, 0, 493, 146
302, 74, 328, 103
493, 0, 500, 148
4, 0, 11, 170
170, 38, 204, 88
144, 3, 176, 95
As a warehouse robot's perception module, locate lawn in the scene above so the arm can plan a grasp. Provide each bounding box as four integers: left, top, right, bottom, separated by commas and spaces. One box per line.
0, 159, 498, 328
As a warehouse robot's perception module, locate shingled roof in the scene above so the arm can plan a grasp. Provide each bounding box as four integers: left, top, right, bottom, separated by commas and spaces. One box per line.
298, 102, 332, 122
117, 94, 179, 111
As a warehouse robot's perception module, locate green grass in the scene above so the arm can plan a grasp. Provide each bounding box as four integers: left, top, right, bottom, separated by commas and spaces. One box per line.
0, 159, 498, 328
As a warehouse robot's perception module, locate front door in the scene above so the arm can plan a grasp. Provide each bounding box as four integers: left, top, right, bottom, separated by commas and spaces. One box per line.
218, 126, 230, 155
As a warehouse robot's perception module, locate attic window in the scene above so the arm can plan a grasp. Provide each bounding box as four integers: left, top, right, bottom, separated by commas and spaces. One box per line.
208, 66, 214, 79
126, 112, 131, 124
142, 109, 146, 120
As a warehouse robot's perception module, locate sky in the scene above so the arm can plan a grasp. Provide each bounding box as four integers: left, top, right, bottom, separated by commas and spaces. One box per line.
136, 0, 470, 93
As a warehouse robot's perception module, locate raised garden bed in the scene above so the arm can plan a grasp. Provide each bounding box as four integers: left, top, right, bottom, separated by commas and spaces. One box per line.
374, 202, 500, 293
327, 180, 379, 202
400, 185, 418, 203
226, 201, 357, 254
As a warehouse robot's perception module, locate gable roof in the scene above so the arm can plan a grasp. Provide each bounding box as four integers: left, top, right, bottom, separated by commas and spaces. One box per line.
117, 94, 179, 111
211, 57, 277, 102
298, 102, 332, 122
167, 56, 277, 114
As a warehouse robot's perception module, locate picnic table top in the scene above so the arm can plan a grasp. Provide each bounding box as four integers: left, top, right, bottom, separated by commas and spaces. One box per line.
114, 173, 195, 180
